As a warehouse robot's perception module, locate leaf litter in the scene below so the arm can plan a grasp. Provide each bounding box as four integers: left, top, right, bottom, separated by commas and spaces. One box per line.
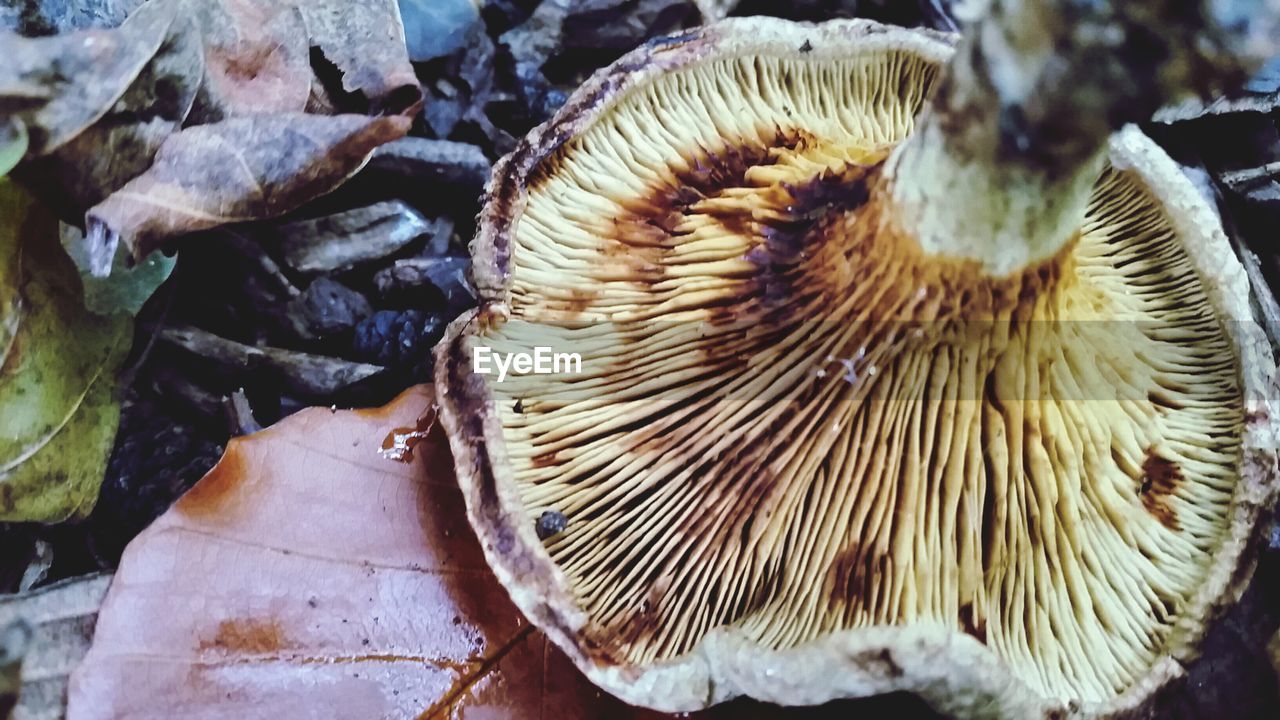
0, 0, 421, 276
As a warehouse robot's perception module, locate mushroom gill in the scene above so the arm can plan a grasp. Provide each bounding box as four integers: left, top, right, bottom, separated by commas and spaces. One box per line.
437, 20, 1273, 715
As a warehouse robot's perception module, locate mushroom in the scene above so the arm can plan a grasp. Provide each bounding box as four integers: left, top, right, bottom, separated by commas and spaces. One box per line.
435, 12, 1278, 719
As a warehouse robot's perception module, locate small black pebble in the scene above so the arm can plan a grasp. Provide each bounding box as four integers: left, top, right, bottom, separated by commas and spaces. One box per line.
535, 510, 568, 540
351, 309, 445, 377
513, 398, 524, 413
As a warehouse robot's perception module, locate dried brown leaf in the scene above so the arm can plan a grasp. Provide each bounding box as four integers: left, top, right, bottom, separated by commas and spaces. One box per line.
6, 0, 420, 271
0, 0, 180, 158
188, 0, 311, 121
296, 0, 421, 114
84, 113, 411, 269
13, 8, 203, 222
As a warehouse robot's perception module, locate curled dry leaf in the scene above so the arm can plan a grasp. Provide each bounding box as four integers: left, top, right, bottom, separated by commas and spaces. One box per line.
0, 0, 181, 159
295, 0, 421, 114
0, 574, 112, 720
0, 183, 129, 522
68, 386, 888, 719
85, 113, 412, 270
4, 0, 421, 274
185, 0, 420, 121
13, 5, 203, 223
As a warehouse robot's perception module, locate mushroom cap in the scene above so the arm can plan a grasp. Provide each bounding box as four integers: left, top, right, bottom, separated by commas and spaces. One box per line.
435, 17, 1279, 718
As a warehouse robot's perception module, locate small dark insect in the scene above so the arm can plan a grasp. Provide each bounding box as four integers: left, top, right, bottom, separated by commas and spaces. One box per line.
799, 39, 813, 53
536, 509, 568, 540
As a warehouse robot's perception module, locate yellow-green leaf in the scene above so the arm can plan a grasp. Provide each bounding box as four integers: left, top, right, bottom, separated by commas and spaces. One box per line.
0, 181, 130, 521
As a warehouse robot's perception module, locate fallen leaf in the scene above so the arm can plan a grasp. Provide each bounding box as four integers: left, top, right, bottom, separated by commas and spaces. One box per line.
70, 386, 541, 719
0, 0, 181, 159
67, 386, 936, 719
83, 112, 412, 270
12, 4, 203, 223
295, 0, 421, 114
0, 574, 112, 720
0, 182, 129, 522
59, 221, 175, 317
187, 0, 310, 121
4, 0, 420, 273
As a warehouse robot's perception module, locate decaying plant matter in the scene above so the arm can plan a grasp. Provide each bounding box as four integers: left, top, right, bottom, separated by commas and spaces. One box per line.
435, 1, 1278, 717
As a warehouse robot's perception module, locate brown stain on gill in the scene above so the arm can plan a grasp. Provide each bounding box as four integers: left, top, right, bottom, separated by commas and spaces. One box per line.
1139, 448, 1182, 531
531, 451, 559, 468
505, 122, 1085, 662
827, 542, 891, 622
593, 160, 1077, 657
526, 128, 822, 320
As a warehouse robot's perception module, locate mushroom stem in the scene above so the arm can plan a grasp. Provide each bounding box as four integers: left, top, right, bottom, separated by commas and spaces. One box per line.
885, 0, 1257, 276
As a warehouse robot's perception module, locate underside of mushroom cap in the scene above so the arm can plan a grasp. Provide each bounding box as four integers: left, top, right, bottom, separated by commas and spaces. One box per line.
435, 17, 1279, 717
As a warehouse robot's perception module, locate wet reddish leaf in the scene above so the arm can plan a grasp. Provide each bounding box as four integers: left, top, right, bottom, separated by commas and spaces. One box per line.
66, 387, 916, 719
68, 386, 616, 720
84, 113, 411, 268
